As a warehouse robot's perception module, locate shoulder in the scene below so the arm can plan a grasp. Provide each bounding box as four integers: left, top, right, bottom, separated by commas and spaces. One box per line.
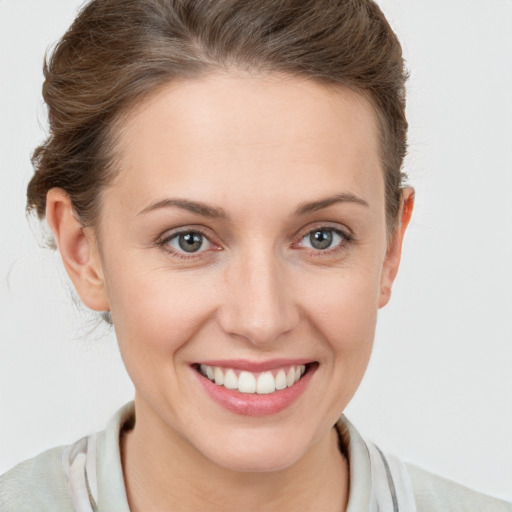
0, 446, 73, 512
406, 462, 512, 512
337, 415, 511, 512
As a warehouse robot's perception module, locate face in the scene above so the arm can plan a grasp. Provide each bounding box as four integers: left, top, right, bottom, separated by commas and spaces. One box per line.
82, 74, 404, 472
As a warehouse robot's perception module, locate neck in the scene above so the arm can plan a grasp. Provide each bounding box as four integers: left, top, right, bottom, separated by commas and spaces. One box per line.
121, 400, 349, 512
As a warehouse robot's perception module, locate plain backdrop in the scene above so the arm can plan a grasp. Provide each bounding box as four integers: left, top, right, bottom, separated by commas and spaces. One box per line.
1, 0, 511, 501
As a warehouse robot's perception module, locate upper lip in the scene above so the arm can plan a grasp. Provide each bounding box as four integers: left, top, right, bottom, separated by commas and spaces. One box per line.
193, 358, 314, 372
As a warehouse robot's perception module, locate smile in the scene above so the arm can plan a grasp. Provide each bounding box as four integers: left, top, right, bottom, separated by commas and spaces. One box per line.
198, 364, 307, 395
192, 360, 318, 416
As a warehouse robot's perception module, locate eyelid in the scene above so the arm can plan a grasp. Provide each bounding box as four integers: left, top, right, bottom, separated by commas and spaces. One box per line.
156, 226, 222, 257
155, 222, 353, 258
167, 232, 212, 253
293, 222, 353, 242
292, 223, 354, 253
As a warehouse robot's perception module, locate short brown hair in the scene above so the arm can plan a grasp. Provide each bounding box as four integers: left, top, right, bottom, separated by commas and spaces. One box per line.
27, 0, 408, 232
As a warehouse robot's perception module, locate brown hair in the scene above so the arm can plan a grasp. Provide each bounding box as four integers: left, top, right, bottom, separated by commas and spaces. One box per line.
27, 0, 408, 233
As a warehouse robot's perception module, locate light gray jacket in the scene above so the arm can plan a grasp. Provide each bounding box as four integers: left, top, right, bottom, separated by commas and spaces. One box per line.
1, 402, 510, 512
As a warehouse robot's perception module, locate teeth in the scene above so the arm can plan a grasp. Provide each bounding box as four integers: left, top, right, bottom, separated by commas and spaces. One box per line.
214, 367, 224, 385
275, 370, 287, 390
223, 369, 238, 390
256, 371, 275, 394
286, 367, 295, 387
238, 371, 256, 393
198, 364, 308, 395
206, 365, 215, 380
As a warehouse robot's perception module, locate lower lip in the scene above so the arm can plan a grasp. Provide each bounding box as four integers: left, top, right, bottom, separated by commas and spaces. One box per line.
194, 365, 317, 416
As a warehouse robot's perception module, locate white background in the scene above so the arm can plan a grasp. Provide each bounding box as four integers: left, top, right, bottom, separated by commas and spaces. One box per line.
1, 0, 511, 501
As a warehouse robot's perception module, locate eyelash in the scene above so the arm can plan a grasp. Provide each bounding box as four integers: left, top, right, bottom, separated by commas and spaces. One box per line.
295, 225, 353, 256
157, 227, 217, 261
157, 225, 353, 260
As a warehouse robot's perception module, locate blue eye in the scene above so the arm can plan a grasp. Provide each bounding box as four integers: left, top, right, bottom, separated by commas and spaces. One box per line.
166, 231, 211, 253
301, 228, 345, 250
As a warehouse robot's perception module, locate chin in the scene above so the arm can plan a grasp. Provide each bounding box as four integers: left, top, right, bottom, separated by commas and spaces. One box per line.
195, 429, 308, 474
214, 448, 302, 474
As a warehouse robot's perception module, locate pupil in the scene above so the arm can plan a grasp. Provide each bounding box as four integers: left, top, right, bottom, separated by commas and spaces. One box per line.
179, 232, 203, 252
310, 230, 332, 250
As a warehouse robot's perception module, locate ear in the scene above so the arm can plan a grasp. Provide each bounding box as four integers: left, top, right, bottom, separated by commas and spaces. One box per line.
46, 188, 110, 312
378, 186, 414, 308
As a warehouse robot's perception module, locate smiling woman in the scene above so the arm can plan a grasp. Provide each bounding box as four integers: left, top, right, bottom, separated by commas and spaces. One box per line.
0, 1, 511, 511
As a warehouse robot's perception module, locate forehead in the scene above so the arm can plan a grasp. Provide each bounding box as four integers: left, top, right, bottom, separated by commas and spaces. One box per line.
108, 73, 383, 214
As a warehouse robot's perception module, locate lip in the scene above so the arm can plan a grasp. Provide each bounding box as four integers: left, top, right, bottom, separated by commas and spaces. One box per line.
193, 361, 318, 416
195, 358, 313, 372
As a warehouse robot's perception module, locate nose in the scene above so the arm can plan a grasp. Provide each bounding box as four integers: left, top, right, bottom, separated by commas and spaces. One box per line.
217, 247, 300, 347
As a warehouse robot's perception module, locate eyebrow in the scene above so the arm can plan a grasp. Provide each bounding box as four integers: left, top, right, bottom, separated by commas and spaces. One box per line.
138, 192, 369, 218
294, 193, 369, 215
137, 198, 228, 218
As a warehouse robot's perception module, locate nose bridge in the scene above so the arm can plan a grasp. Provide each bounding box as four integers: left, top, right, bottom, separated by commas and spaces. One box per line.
218, 243, 299, 346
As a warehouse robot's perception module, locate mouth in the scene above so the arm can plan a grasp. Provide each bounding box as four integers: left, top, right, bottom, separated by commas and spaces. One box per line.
191, 361, 318, 415
193, 362, 313, 395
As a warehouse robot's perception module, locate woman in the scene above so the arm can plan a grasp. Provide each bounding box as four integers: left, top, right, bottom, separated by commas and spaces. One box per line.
1, 0, 510, 510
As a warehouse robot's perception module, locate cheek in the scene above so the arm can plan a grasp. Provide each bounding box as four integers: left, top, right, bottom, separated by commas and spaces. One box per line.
297, 264, 381, 412
105, 257, 219, 357
105, 263, 222, 410
297, 261, 382, 358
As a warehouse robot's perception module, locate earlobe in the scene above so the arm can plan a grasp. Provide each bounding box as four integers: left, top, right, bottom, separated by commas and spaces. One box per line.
378, 187, 415, 308
46, 188, 110, 312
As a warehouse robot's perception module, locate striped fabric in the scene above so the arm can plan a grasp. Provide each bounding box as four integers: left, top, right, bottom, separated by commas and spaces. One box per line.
61, 419, 418, 512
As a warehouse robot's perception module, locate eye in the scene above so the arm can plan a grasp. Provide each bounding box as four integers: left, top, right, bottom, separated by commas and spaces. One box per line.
165, 231, 212, 254
300, 228, 346, 251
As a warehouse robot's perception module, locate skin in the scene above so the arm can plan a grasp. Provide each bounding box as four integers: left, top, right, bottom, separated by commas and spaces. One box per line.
46, 73, 413, 512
